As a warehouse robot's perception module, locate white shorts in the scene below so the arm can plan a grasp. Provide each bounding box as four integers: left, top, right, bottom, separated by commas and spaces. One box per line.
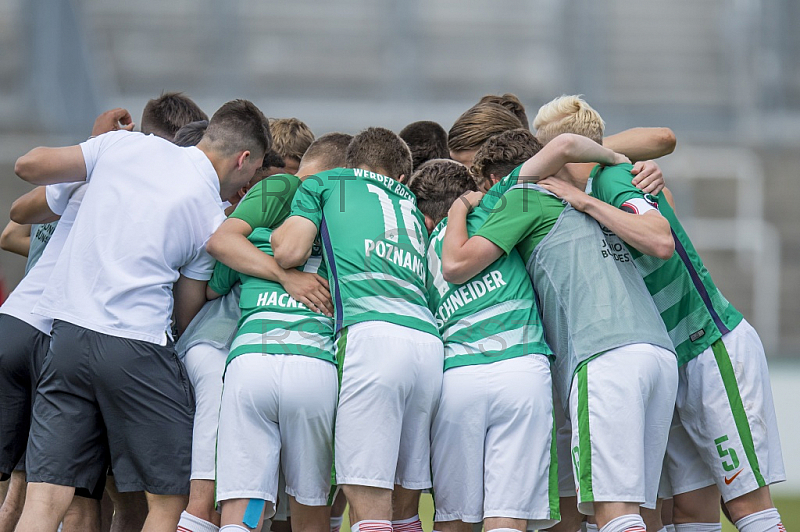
569, 344, 677, 515
335, 321, 444, 489
431, 355, 558, 528
658, 409, 715, 499
184, 343, 227, 481
216, 354, 338, 508
663, 320, 785, 501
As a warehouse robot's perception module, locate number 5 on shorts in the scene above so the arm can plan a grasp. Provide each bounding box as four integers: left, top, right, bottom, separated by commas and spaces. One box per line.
714, 435, 740, 472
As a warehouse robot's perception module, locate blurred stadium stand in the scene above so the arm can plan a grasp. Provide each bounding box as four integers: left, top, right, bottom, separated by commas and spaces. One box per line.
1, 0, 799, 356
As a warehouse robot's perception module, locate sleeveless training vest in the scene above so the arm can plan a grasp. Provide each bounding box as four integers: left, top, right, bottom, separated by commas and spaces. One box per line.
521, 185, 674, 405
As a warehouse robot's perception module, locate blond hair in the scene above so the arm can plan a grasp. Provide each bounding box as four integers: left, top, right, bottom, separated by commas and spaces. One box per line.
533, 95, 605, 145
268, 118, 315, 164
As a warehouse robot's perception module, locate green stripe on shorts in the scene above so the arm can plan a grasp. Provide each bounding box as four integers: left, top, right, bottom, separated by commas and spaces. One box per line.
577, 364, 594, 502
548, 409, 561, 519
712, 338, 765, 487
330, 328, 349, 491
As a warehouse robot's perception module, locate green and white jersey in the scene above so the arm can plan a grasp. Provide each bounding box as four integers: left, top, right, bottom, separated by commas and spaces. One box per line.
209, 227, 335, 367
427, 214, 552, 371
590, 164, 743, 366
289, 167, 438, 337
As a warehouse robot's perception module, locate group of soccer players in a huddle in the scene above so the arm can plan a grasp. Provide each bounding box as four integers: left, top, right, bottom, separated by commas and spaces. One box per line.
0, 91, 787, 532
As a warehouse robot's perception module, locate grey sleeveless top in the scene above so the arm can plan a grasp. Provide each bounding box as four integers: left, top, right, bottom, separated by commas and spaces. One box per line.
175, 284, 241, 360
25, 222, 57, 274
524, 189, 674, 405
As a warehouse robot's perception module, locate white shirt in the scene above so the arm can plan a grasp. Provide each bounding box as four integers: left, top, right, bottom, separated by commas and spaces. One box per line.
0, 183, 86, 334
34, 131, 226, 345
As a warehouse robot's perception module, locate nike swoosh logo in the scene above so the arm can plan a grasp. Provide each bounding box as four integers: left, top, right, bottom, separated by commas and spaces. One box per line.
725, 469, 743, 484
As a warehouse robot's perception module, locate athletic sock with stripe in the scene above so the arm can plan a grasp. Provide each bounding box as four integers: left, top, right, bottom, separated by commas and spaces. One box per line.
675, 522, 722, 532
734, 508, 784, 532
331, 515, 344, 532
584, 523, 599, 532
219, 526, 249, 532
392, 515, 423, 532
666, 525, 677, 532
598, 514, 647, 532
353, 520, 393, 532
177, 511, 220, 532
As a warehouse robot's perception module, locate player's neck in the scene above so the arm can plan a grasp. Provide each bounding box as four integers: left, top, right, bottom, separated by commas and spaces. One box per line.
554, 164, 588, 190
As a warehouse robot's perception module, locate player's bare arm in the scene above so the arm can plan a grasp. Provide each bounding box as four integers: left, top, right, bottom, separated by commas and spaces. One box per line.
441, 191, 505, 285
208, 217, 333, 316
517, 133, 628, 183
538, 177, 674, 260
9, 187, 59, 224
174, 275, 209, 336
0, 220, 31, 257
603, 127, 676, 162
271, 216, 318, 269
15, 145, 86, 186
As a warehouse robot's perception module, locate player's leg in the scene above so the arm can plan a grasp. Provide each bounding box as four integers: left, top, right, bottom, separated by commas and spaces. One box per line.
0, 470, 25, 532
104, 479, 148, 532
675, 321, 785, 531
278, 354, 338, 532
216, 354, 282, 532
330, 491, 347, 532
392, 326, 444, 532
569, 344, 677, 531
180, 343, 228, 531
61, 495, 102, 532
483, 355, 559, 532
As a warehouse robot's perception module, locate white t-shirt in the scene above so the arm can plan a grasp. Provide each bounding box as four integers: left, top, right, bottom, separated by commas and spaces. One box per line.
34, 131, 226, 345
0, 183, 86, 334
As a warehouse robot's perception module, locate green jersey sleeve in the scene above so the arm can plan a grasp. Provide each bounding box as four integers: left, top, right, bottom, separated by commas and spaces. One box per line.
229, 173, 301, 229
288, 173, 329, 229
208, 258, 240, 296
590, 163, 658, 211
475, 188, 543, 255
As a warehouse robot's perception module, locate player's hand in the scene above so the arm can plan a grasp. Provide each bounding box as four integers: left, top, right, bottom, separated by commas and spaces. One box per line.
280, 269, 334, 317
451, 191, 484, 213
538, 177, 591, 212
612, 152, 632, 166
631, 160, 664, 195
91, 108, 135, 137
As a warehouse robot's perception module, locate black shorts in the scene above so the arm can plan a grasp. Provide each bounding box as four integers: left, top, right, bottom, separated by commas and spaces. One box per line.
0, 314, 49, 480
26, 320, 194, 495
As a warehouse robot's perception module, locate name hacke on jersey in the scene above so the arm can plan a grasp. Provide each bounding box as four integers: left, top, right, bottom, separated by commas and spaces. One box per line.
435, 270, 507, 327
364, 239, 426, 279
256, 291, 311, 310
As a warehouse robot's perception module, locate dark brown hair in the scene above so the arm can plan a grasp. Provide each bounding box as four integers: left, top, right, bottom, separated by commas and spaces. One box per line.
345, 127, 412, 180
471, 129, 543, 184
204, 99, 271, 157
398, 121, 449, 171
141, 92, 208, 139
407, 159, 478, 226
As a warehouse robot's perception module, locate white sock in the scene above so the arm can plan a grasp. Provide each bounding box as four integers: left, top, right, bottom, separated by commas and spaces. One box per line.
487, 528, 521, 532
220, 526, 250, 532
666, 525, 677, 532
675, 523, 722, 532
599, 514, 647, 532
178, 511, 221, 532
734, 508, 784, 532
331, 515, 344, 532
353, 520, 393, 532
585, 524, 599, 532
392, 515, 423, 532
